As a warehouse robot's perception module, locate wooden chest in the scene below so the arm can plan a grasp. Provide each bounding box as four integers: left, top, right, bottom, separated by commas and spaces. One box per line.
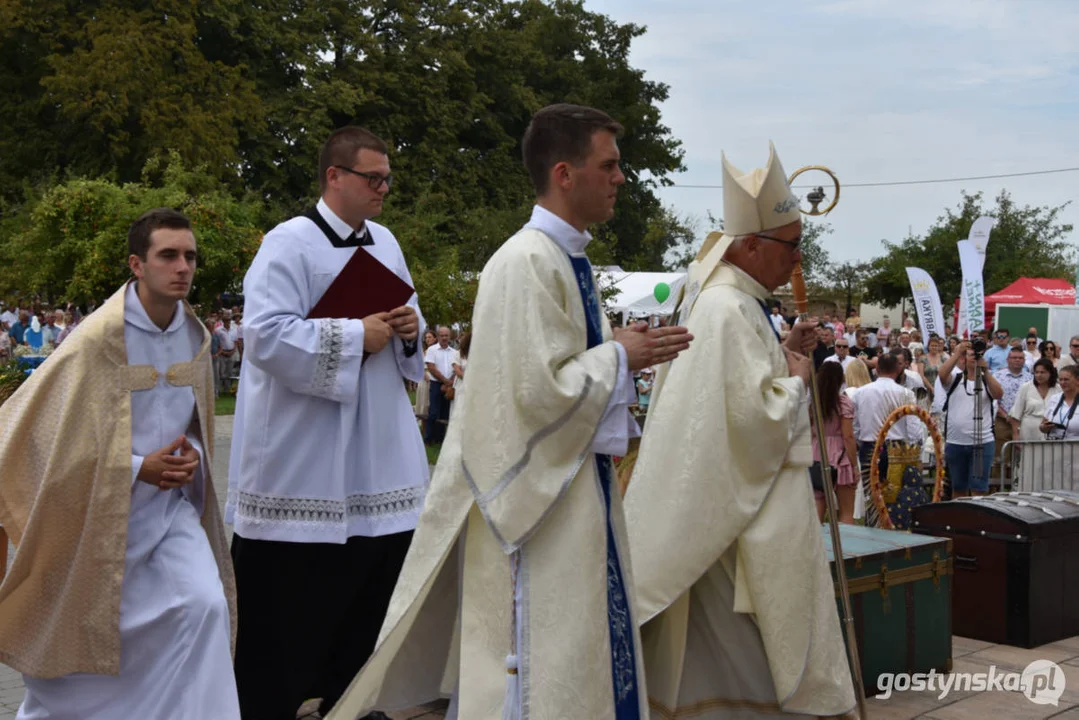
821, 524, 953, 693
912, 490, 1079, 648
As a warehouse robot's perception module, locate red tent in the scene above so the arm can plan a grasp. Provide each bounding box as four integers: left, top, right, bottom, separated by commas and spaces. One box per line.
985, 277, 1076, 316
952, 277, 1076, 333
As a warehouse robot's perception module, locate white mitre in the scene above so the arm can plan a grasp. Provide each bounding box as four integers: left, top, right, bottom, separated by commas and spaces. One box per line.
721, 142, 801, 237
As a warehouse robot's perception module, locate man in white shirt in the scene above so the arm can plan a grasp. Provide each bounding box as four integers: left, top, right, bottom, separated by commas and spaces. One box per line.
855, 354, 919, 466
423, 325, 458, 445
214, 311, 240, 396
824, 336, 857, 372
991, 346, 1032, 480
853, 353, 929, 528
227, 126, 427, 720
937, 342, 1004, 497
769, 304, 786, 335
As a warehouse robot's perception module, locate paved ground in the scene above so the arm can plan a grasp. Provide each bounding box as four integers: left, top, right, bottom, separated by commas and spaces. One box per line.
2, 416, 1077, 719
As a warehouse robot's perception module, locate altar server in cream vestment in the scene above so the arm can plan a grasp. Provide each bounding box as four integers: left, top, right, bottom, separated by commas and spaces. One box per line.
328, 104, 692, 720
625, 145, 856, 718
227, 126, 428, 720
0, 209, 238, 719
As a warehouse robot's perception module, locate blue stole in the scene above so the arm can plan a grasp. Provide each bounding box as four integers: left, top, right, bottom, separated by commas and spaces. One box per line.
568, 253, 641, 720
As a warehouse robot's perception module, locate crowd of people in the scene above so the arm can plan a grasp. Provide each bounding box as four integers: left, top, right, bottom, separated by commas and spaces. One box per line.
795, 311, 1079, 528
0, 305, 82, 356
0, 296, 246, 399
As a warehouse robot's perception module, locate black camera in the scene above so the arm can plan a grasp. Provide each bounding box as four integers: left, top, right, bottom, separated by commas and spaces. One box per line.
971, 337, 987, 357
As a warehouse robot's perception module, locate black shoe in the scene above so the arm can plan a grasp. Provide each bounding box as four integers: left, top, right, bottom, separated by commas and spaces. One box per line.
361, 713, 390, 720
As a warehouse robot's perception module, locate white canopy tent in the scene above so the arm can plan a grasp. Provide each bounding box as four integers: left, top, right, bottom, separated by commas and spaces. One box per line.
601, 269, 687, 322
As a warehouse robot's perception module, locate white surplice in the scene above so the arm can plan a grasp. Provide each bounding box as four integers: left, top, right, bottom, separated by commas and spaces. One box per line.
226, 199, 429, 542
327, 205, 646, 720
18, 282, 238, 720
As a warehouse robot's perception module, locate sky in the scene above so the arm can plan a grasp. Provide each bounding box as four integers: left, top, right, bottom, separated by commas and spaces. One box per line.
584, 0, 1079, 266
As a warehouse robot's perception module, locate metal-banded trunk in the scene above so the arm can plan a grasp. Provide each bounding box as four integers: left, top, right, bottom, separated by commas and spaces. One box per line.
913, 490, 1079, 648
821, 524, 954, 694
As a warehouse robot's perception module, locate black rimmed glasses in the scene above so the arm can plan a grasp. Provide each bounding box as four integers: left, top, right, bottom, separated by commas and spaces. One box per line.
334, 165, 393, 190
754, 232, 802, 249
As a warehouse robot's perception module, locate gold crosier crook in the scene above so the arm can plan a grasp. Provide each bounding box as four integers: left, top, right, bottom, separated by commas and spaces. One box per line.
787, 165, 868, 720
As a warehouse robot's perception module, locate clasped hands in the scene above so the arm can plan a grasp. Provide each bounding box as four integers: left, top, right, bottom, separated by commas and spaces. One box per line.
363, 305, 418, 354
613, 322, 694, 370
137, 435, 200, 491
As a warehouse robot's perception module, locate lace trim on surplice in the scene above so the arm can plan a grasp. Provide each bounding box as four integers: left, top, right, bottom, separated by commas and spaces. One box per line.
311, 318, 344, 397
229, 486, 423, 527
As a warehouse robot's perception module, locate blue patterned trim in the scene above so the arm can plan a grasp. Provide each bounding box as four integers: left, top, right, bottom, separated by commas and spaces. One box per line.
569, 253, 641, 719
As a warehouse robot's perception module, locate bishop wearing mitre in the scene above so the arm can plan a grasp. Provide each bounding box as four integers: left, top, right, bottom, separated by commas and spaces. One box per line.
624, 144, 857, 718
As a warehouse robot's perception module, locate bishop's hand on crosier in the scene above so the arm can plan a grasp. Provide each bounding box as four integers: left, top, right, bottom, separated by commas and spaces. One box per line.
614, 322, 694, 371
785, 318, 819, 357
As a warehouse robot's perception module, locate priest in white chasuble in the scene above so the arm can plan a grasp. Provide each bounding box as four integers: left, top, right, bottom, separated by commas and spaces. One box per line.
0, 209, 238, 719
226, 126, 429, 720
624, 145, 857, 719
327, 104, 692, 720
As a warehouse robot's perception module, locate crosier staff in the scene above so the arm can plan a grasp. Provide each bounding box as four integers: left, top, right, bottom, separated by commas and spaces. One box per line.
787, 165, 867, 719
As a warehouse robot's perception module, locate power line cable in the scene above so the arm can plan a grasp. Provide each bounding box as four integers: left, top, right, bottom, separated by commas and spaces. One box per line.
661, 166, 1079, 190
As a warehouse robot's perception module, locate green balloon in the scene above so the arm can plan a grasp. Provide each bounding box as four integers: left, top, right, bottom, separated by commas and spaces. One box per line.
654, 282, 671, 303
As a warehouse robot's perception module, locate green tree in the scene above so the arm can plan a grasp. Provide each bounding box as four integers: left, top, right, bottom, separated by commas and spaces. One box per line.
829, 261, 873, 317
798, 221, 833, 289
0, 154, 265, 306
0, 0, 262, 199
2, 0, 692, 322
170, 0, 687, 267
863, 191, 1075, 308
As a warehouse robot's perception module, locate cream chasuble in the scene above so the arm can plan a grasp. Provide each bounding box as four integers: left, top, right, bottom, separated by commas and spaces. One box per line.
624, 242, 855, 718
329, 215, 648, 720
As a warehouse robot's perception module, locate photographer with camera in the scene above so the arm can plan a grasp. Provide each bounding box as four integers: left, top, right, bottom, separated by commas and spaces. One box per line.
1037, 365, 1079, 489
1040, 365, 1079, 440
938, 341, 1004, 497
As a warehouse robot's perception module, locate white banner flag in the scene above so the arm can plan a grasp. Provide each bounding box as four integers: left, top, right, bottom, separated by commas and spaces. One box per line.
958, 216, 995, 333
958, 240, 986, 335
906, 267, 946, 340
968, 216, 995, 256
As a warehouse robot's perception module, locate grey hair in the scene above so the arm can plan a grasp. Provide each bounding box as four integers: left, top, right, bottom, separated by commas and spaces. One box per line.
1071, 335, 1079, 345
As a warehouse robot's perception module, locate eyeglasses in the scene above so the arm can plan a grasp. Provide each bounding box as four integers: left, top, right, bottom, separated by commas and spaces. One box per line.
835, 344, 849, 348
1027, 340, 1037, 345
334, 165, 393, 190
754, 232, 802, 249
994, 334, 1008, 339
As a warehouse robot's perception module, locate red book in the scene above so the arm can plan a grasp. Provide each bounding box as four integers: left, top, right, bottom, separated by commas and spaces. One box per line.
307, 246, 415, 321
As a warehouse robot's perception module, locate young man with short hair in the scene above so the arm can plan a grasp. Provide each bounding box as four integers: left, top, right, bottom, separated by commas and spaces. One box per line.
0, 208, 238, 719
331, 104, 691, 720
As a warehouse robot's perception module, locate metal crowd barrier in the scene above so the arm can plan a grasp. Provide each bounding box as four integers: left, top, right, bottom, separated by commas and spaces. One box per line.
999, 439, 1079, 492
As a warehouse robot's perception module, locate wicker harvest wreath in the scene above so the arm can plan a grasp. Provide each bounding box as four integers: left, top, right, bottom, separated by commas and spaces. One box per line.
869, 404, 945, 530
